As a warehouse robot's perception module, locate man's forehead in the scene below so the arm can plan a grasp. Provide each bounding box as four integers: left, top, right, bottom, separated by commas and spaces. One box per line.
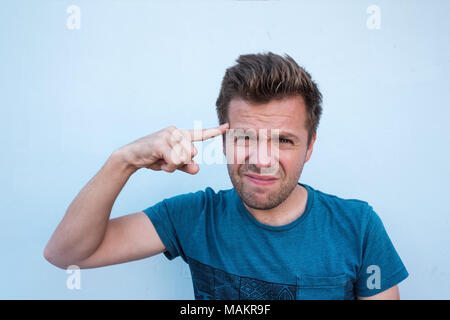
229, 127, 290, 135
227, 97, 307, 132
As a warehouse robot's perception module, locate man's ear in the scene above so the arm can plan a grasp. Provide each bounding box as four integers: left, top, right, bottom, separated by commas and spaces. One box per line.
304, 133, 316, 163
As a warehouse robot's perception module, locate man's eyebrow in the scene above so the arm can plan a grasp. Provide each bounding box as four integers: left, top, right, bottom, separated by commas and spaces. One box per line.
228, 128, 300, 141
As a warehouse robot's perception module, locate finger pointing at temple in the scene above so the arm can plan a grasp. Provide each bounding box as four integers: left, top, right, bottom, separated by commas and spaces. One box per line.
186, 123, 229, 142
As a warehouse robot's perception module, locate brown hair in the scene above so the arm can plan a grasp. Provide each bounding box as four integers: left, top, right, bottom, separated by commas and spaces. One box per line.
215, 52, 322, 146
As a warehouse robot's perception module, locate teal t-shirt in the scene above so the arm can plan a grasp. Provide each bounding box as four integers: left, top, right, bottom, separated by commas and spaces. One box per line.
143, 183, 408, 300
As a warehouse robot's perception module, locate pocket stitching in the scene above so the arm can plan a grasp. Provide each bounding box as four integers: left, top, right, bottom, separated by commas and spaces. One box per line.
296, 274, 348, 294
298, 283, 346, 289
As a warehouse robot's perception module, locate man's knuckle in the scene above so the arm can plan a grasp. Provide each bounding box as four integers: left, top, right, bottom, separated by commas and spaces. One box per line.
192, 145, 198, 156
180, 153, 189, 164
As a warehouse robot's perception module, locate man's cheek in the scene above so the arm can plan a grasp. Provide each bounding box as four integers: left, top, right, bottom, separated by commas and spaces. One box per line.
225, 143, 247, 165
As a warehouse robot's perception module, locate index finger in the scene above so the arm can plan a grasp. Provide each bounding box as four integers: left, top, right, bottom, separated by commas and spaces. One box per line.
186, 123, 229, 142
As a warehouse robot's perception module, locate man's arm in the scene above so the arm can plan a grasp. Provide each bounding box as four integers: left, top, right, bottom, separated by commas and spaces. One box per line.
358, 285, 400, 300
44, 124, 228, 269
67, 211, 167, 269
43, 151, 162, 269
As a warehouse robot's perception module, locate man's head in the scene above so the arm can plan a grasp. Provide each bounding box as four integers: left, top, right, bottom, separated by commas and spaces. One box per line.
215, 52, 322, 210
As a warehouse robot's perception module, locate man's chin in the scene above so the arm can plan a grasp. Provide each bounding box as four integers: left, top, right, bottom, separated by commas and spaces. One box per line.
243, 198, 281, 210
244, 202, 274, 210
240, 189, 281, 210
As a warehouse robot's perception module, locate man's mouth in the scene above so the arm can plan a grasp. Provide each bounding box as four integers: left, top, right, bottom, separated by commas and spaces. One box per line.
243, 173, 279, 186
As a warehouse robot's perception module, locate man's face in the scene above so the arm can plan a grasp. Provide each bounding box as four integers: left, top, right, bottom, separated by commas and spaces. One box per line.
223, 95, 315, 210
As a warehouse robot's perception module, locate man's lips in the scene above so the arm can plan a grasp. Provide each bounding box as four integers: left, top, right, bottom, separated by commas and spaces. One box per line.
244, 173, 279, 186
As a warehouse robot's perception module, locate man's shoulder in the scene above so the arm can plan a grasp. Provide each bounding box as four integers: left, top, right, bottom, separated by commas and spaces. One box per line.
313, 186, 369, 207
307, 184, 374, 223
159, 186, 234, 207
178, 186, 234, 198
144, 186, 235, 221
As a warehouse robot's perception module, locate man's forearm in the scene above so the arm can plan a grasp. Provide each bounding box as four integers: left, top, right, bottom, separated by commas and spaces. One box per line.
44, 149, 137, 268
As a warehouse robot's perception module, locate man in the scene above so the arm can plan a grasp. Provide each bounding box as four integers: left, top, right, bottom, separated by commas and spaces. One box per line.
44, 52, 408, 300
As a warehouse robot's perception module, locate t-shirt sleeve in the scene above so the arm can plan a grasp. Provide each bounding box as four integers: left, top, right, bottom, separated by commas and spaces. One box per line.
355, 204, 409, 297
142, 190, 206, 262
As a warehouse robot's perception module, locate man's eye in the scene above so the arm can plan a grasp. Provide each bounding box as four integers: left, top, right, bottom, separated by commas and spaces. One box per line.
279, 138, 293, 144
235, 136, 252, 141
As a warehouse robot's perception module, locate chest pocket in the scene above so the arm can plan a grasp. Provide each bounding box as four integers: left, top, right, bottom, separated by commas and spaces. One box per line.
296, 273, 348, 300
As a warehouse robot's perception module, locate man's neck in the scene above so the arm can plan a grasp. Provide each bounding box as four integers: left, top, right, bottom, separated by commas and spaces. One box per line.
243, 184, 308, 227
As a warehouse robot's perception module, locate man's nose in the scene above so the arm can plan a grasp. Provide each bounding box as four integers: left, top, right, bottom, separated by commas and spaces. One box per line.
248, 140, 275, 168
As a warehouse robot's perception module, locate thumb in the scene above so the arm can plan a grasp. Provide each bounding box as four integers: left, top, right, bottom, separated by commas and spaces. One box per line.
178, 161, 199, 175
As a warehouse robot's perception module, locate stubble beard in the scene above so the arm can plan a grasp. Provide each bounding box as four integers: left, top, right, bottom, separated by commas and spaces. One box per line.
228, 163, 303, 210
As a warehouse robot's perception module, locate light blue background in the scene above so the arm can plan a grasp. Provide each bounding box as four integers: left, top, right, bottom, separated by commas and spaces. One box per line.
1, 0, 449, 299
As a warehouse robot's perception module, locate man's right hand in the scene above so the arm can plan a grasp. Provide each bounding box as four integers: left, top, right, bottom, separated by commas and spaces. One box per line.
116, 123, 229, 175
